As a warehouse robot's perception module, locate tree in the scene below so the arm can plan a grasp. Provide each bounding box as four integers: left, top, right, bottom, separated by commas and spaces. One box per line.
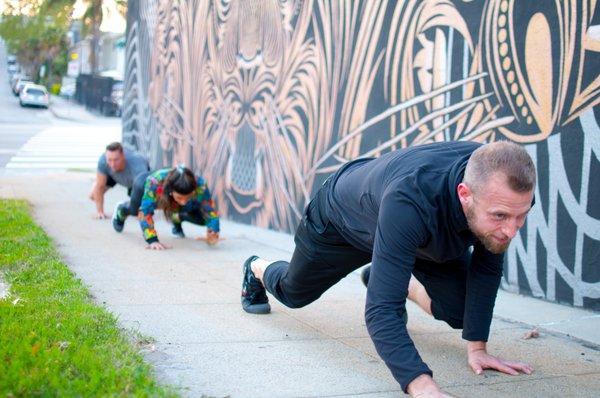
1, 0, 128, 79
78, 0, 127, 73
0, 0, 73, 84
81, 0, 101, 73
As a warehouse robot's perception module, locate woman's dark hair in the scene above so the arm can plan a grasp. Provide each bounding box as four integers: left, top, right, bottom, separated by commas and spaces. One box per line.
157, 166, 197, 220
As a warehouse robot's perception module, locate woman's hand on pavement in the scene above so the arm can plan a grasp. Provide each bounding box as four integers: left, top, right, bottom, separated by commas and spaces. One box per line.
205, 230, 220, 245
195, 231, 221, 245
146, 242, 170, 250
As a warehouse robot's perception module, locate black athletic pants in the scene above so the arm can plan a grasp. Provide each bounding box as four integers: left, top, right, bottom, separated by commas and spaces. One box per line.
262, 183, 469, 329
121, 171, 152, 217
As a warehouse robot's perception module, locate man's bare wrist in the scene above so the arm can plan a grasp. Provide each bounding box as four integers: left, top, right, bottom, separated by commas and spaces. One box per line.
407, 374, 439, 396
467, 341, 486, 354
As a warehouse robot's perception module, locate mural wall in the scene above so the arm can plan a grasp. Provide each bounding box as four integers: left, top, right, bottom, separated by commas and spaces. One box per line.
123, 0, 600, 310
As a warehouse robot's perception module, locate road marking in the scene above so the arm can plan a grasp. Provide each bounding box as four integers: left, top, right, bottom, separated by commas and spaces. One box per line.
5, 125, 120, 171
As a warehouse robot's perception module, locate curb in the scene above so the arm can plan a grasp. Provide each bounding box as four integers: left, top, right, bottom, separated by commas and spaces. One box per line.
49, 96, 102, 123
49, 107, 88, 123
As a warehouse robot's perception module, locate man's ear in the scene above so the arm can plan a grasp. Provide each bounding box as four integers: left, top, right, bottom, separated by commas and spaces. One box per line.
457, 182, 472, 206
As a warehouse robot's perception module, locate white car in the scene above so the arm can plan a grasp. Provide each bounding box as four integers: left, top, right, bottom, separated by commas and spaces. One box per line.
7, 63, 19, 74
19, 84, 50, 108
59, 83, 76, 98
13, 78, 33, 96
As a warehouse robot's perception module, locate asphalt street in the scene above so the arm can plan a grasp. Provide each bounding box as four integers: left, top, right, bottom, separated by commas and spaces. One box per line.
0, 42, 120, 173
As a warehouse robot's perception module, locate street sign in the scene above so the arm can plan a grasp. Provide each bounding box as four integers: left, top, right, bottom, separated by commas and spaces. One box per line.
67, 60, 79, 77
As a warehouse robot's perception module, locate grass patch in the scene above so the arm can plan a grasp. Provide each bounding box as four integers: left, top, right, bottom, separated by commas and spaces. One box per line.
0, 199, 178, 397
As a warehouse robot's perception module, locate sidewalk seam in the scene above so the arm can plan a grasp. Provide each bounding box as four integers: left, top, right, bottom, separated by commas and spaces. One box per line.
493, 315, 600, 350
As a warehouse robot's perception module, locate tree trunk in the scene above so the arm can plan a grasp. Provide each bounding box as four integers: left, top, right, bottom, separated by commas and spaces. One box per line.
88, 0, 103, 74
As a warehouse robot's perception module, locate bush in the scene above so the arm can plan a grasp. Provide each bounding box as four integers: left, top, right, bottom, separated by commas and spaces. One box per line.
49, 83, 61, 95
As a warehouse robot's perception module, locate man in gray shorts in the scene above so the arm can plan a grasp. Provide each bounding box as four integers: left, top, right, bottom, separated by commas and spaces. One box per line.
89, 142, 150, 220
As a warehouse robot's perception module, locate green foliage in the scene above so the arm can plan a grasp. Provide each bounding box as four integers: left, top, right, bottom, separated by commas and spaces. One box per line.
50, 83, 61, 94
0, 0, 73, 83
1, 1, 128, 77
0, 200, 178, 397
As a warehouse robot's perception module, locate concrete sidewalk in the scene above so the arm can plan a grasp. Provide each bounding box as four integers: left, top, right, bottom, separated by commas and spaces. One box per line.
1, 172, 599, 397
49, 95, 111, 124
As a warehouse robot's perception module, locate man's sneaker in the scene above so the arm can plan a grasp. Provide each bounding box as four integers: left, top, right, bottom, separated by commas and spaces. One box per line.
172, 223, 185, 238
241, 256, 271, 314
360, 265, 371, 287
112, 201, 127, 233
400, 309, 408, 326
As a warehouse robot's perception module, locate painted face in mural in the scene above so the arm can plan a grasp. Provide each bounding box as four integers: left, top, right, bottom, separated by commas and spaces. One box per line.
459, 173, 533, 254
105, 149, 126, 172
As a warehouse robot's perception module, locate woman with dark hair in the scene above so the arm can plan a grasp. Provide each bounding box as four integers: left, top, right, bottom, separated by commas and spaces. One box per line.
114, 165, 220, 249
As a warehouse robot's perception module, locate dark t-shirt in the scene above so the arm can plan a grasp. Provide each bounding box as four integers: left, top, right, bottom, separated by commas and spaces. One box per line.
97, 149, 150, 189
325, 141, 505, 391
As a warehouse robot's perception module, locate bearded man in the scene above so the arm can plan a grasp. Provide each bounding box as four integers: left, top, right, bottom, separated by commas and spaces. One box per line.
241, 141, 535, 397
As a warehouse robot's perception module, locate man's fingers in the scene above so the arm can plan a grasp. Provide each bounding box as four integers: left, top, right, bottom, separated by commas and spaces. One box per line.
503, 360, 533, 375
473, 358, 518, 376
492, 360, 519, 375
470, 362, 483, 375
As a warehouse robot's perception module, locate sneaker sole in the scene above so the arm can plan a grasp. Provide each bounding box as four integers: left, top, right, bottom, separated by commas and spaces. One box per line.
242, 301, 271, 314
112, 202, 125, 233
360, 266, 370, 287
112, 221, 124, 233
241, 255, 271, 315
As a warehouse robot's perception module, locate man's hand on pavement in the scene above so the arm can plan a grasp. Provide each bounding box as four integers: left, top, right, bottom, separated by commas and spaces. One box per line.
146, 242, 171, 250
467, 341, 533, 376
93, 212, 108, 220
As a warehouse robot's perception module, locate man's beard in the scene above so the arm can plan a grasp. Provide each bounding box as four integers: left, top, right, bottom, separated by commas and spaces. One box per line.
465, 205, 509, 254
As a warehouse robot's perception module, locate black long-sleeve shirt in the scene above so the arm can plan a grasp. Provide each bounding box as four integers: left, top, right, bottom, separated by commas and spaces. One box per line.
324, 141, 505, 392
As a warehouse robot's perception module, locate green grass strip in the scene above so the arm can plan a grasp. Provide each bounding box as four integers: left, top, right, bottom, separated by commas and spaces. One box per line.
0, 199, 178, 397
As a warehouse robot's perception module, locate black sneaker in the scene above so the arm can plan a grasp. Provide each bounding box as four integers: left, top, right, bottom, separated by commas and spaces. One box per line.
241, 255, 271, 314
360, 265, 371, 287
172, 223, 185, 238
400, 309, 408, 326
112, 201, 127, 233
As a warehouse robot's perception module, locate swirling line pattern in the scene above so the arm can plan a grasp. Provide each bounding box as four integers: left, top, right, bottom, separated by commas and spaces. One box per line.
123, 0, 600, 309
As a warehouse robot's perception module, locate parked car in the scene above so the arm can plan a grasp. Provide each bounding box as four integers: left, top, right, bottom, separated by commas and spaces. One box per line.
10, 72, 24, 87
7, 55, 17, 70
7, 63, 19, 75
101, 81, 123, 116
19, 84, 49, 108
59, 76, 76, 98
13, 78, 33, 96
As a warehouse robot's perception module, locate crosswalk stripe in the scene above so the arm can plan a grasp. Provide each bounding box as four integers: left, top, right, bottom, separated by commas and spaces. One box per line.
5, 124, 121, 171
6, 163, 97, 169
9, 157, 98, 162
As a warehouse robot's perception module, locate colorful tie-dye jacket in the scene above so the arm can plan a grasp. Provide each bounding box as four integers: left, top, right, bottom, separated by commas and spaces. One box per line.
139, 168, 220, 243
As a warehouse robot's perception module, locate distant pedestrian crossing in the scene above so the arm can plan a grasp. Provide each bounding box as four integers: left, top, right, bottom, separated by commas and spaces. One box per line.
5, 125, 121, 171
